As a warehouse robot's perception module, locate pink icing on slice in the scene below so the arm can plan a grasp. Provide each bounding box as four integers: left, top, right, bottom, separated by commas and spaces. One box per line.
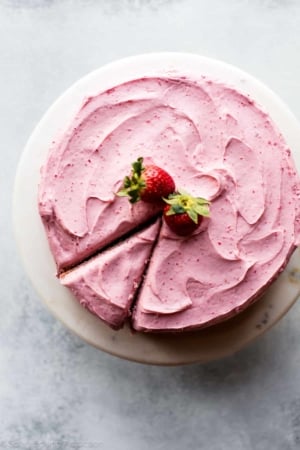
60, 220, 160, 329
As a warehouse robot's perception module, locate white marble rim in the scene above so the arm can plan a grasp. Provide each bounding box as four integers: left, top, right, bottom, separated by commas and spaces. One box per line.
13, 52, 300, 365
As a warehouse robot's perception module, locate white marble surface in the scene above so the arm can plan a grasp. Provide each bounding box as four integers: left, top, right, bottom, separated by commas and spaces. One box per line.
3, 0, 300, 448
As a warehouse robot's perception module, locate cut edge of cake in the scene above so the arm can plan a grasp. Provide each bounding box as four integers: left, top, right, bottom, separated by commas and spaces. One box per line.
60, 218, 161, 330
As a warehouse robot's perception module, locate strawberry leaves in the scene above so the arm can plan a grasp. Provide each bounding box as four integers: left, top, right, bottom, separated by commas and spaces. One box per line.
117, 157, 146, 203
164, 191, 210, 224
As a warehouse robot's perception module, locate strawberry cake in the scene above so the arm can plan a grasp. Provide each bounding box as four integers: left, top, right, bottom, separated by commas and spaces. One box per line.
38, 75, 300, 332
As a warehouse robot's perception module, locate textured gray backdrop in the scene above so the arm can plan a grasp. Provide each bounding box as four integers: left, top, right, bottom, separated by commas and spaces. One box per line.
2, 0, 300, 449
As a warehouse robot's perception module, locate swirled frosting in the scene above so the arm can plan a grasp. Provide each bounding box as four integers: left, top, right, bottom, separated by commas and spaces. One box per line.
39, 76, 300, 331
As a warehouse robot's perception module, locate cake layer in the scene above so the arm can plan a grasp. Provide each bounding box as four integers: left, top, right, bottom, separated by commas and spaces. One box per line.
60, 220, 160, 330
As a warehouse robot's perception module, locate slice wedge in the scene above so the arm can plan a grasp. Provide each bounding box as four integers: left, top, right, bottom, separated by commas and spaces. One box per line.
60, 219, 160, 330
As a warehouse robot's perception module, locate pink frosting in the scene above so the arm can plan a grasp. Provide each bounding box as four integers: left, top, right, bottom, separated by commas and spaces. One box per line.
39, 76, 300, 331
60, 220, 160, 329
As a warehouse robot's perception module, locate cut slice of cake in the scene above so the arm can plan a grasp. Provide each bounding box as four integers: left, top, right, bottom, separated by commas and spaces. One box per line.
60, 219, 160, 330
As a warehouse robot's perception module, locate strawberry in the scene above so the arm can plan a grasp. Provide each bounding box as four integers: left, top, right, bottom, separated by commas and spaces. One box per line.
163, 191, 210, 236
117, 157, 175, 204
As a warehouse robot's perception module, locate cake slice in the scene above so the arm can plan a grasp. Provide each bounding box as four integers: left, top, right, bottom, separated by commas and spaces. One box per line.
60, 220, 160, 330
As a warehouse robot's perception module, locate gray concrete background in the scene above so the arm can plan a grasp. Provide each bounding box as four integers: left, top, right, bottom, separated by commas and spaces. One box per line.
2, 0, 300, 449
